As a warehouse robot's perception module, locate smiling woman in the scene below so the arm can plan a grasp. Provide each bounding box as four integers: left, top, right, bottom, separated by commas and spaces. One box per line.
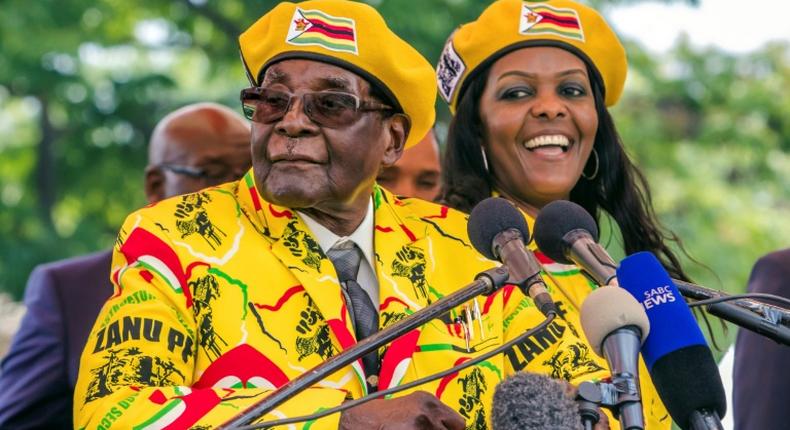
438, 0, 694, 429
439, 0, 689, 282
478, 46, 598, 211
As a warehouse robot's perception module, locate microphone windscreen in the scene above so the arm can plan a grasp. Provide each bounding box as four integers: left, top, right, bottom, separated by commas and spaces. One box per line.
616, 252, 706, 370
467, 197, 530, 260
652, 344, 725, 429
492, 371, 582, 430
617, 252, 725, 428
579, 286, 650, 357
533, 200, 599, 264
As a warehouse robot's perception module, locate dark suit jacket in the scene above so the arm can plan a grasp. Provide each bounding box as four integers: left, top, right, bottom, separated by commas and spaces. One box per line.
0, 250, 113, 429
733, 248, 790, 430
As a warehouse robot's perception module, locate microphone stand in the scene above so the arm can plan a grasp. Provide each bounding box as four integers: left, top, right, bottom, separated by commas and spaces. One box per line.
576, 381, 602, 430
587, 380, 724, 430
599, 326, 644, 430
217, 266, 510, 429
579, 376, 646, 430
689, 409, 724, 430
673, 279, 790, 345
673, 278, 790, 326
706, 302, 790, 345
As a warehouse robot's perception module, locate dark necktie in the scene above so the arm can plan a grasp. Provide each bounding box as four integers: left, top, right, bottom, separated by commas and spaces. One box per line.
326, 242, 380, 390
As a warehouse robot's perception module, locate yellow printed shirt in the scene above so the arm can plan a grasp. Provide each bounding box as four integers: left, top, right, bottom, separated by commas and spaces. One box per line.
74, 171, 668, 429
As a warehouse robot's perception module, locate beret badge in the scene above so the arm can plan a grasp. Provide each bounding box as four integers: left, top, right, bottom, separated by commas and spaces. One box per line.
286, 8, 359, 55
436, 37, 466, 104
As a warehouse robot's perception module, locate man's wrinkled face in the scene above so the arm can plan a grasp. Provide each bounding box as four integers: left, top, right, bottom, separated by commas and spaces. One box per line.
250, 59, 402, 211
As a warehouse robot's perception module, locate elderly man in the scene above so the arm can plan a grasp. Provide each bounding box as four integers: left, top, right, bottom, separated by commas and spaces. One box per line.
72, 2, 553, 429
376, 128, 442, 201
0, 102, 250, 429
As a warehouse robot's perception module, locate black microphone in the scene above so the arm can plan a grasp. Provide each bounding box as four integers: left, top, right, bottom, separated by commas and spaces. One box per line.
492, 371, 583, 430
533, 200, 618, 286
467, 197, 557, 316
579, 286, 650, 430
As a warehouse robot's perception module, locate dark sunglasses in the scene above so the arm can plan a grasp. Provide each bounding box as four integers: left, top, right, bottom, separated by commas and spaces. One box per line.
240, 87, 392, 128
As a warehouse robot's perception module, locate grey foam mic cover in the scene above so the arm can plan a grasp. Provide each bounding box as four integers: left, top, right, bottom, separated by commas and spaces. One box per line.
492, 371, 582, 430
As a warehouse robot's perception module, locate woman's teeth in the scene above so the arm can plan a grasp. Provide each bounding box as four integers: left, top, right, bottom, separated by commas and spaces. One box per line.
523, 135, 571, 152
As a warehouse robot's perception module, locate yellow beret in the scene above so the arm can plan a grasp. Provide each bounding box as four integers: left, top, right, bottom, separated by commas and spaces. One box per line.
437, 0, 627, 112
239, 0, 436, 148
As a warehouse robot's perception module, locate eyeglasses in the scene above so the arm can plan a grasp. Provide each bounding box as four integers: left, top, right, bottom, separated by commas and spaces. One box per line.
240, 87, 392, 128
159, 163, 246, 184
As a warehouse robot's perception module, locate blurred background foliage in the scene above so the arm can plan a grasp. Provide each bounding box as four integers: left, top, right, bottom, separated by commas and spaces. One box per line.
1, 0, 788, 354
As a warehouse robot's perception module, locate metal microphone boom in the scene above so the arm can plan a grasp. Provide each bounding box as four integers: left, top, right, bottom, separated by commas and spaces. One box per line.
672, 278, 790, 326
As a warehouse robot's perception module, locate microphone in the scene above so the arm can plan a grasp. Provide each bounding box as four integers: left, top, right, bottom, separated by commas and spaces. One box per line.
533, 200, 618, 286
579, 286, 650, 430
617, 252, 725, 430
491, 371, 582, 430
467, 197, 557, 316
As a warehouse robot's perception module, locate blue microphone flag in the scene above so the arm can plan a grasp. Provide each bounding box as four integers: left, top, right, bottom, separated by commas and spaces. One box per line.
617, 251, 706, 369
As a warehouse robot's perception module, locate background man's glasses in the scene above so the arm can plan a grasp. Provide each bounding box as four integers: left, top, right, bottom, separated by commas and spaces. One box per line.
159, 163, 245, 184
240, 87, 392, 128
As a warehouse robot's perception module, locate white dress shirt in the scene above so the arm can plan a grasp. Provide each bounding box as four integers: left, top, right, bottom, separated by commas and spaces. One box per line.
297, 198, 379, 306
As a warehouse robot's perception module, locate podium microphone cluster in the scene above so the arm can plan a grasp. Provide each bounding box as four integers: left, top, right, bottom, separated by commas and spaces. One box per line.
533, 199, 726, 429
535, 200, 650, 429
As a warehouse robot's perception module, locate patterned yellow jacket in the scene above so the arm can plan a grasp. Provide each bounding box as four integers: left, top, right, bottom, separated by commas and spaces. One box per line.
74, 171, 669, 429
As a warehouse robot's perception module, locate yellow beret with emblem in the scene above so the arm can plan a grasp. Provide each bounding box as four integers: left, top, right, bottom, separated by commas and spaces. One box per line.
437, 0, 627, 112
239, 0, 436, 148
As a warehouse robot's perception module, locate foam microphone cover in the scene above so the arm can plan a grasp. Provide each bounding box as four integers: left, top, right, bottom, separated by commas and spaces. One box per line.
617, 252, 726, 428
533, 200, 599, 264
579, 286, 650, 356
492, 371, 582, 430
467, 197, 531, 260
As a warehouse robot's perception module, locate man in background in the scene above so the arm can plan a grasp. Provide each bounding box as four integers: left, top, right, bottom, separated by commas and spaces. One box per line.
733, 248, 790, 430
376, 129, 441, 201
0, 102, 251, 429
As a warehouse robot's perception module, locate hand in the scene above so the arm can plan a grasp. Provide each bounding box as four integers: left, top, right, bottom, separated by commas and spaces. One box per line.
339, 391, 466, 430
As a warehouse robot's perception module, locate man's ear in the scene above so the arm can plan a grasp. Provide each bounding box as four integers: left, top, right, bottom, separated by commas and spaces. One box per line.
381, 113, 410, 167
144, 165, 165, 204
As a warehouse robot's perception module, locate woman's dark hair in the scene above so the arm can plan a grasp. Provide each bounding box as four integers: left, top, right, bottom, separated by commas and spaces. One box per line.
441, 60, 691, 281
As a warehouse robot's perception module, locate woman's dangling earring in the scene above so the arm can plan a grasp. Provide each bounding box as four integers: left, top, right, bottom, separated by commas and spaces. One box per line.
582, 147, 599, 180
480, 147, 490, 173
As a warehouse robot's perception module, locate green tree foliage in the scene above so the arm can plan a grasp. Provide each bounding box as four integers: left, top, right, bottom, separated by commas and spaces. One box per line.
613, 37, 790, 292
609, 37, 790, 353
1, 0, 787, 348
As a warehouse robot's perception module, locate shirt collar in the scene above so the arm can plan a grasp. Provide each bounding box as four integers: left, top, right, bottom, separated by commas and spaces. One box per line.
297, 198, 375, 270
